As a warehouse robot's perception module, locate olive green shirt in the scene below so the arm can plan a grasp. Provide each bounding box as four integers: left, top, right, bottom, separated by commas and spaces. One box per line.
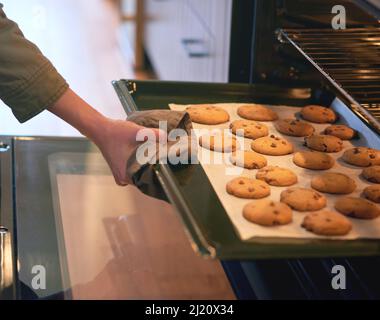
0, 3, 68, 123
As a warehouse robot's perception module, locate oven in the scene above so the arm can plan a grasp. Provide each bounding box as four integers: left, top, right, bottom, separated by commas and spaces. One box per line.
112, 0, 380, 300
2, 0, 380, 300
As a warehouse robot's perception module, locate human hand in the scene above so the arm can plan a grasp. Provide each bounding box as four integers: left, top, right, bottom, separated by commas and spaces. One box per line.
93, 118, 164, 186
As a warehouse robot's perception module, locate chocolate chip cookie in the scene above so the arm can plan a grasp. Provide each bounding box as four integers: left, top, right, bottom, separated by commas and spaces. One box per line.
256, 166, 298, 186
301, 105, 337, 123
342, 147, 380, 167
311, 172, 356, 194
362, 165, 380, 183
280, 187, 327, 211
293, 151, 335, 170
230, 150, 267, 169
243, 200, 293, 226
237, 104, 278, 121
275, 118, 314, 137
324, 124, 356, 140
251, 135, 293, 156
301, 210, 352, 236
335, 197, 380, 219
304, 134, 344, 153
199, 133, 238, 153
230, 119, 269, 139
186, 104, 230, 125
226, 177, 270, 199
363, 185, 380, 203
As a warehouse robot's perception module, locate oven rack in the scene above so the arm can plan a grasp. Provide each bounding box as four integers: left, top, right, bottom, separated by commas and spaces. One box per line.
278, 27, 380, 134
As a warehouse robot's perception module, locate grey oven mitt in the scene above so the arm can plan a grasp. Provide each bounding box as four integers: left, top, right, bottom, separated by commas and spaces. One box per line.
126, 110, 196, 202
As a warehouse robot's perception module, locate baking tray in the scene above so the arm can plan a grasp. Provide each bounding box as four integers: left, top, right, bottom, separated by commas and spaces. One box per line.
112, 79, 380, 259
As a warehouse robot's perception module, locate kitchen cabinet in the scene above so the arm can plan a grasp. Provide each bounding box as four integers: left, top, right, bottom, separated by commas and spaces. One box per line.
144, 0, 232, 82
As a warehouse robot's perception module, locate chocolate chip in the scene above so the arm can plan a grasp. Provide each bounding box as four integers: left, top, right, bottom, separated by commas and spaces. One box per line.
369, 154, 376, 159
271, 143, 277, 148
353, 148, 360, 154
239, 180, 245, 185
248, 187, 255, 192
273, 210, 279, 215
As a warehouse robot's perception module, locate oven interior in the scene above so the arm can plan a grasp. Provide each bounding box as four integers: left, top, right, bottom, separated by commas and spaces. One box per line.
226, 0, 380, 300
230, 0, 380, 134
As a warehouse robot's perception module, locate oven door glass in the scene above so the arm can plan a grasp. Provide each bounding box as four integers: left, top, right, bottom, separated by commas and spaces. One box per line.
13, 137, 233, 300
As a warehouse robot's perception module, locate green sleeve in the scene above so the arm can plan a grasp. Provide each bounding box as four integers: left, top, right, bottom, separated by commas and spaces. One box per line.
0, 4, 69, 123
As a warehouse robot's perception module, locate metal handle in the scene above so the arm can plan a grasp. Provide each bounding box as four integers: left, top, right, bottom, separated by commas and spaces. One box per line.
181, 39, 210, 58
0, 142, 10, 153
0, 226, 13, 296
112, 80, 139, 116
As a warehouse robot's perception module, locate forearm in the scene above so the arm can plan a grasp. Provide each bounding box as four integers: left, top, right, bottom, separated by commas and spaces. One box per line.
48, 88, 108, 144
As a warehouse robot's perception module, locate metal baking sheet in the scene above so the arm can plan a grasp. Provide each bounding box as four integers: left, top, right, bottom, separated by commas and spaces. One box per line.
169, 102, 380, 241
113, 79, 380, 259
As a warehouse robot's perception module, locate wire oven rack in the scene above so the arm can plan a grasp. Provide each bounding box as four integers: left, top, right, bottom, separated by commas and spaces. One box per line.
278, 27, 380, 134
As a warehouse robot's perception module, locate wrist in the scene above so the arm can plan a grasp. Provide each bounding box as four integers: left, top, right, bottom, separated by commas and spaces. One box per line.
79, 111, 110, 145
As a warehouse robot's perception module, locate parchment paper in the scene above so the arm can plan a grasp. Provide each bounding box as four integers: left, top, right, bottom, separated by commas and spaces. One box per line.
169, 102, 380, 241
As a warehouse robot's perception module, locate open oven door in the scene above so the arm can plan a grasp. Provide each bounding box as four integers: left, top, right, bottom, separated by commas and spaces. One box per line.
0, 136, 233, 300
1, 136, 107, 299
